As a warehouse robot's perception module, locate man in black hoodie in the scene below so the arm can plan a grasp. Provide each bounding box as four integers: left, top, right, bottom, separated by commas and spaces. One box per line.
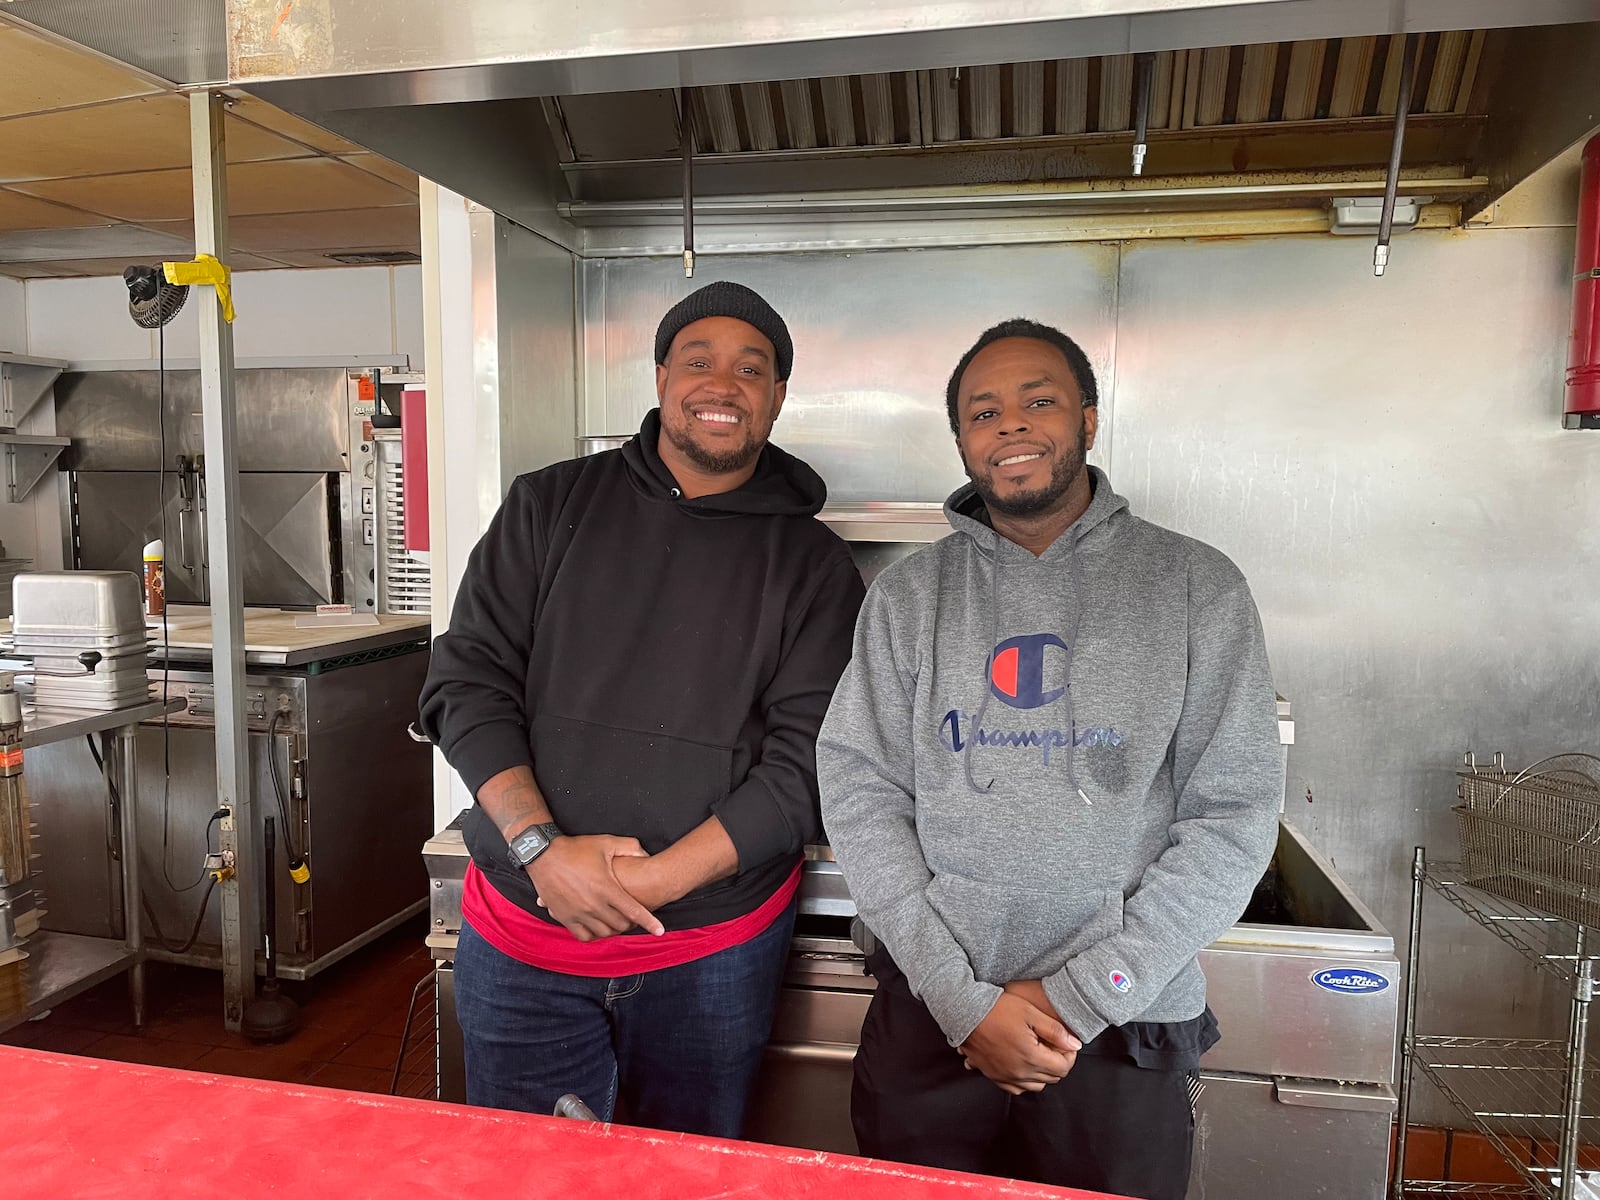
418, 281, 864, 1139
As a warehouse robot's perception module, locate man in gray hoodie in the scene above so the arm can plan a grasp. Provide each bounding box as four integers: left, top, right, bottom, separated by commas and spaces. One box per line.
816, 318, 1282, 1200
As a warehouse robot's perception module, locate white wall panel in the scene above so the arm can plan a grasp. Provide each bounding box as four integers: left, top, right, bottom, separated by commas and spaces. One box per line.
23, 266, 421, 367
0, 277, 25, 355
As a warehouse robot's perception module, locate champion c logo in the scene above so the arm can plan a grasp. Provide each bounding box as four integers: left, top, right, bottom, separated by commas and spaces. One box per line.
988, 634, 1069, 710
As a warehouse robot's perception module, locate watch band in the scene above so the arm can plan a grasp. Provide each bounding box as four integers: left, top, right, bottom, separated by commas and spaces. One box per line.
506, 821, 564, 870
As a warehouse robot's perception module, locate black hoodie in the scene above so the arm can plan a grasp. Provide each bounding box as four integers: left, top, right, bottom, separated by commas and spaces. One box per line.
419, 410, 865, 931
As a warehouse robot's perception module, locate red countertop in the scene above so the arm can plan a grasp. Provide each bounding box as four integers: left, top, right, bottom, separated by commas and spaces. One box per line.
6, 1047, 1130, 1200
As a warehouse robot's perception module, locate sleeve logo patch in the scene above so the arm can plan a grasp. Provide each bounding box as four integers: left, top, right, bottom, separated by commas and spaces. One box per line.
1108, 970, 1133, 993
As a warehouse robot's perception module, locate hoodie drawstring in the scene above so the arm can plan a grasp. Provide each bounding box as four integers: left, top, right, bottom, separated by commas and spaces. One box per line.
961, 564, 1002, 794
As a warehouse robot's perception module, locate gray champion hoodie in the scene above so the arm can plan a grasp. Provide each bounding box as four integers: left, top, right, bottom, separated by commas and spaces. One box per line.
817, 466, 1282, 1048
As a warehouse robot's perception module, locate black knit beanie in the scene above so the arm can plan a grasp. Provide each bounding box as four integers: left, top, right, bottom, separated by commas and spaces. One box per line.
653, 281, 794, 382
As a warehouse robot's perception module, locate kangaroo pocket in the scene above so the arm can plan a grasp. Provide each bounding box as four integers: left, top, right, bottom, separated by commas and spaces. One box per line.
925, 872, 1125, 984
531, 714, 733, 854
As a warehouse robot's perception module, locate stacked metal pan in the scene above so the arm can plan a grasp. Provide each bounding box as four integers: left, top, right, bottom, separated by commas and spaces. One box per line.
11, 572, 151, 711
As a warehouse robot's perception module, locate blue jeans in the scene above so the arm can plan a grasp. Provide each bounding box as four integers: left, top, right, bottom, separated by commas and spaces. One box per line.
453, 897, 796, 1139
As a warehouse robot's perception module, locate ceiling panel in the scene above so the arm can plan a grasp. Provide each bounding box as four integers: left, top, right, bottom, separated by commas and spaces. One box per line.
14, 157, 419, 222
42, 253, 291, 276
0, 187, 109, 230
0, 22, 425, 278
0, 25, 163, 118
0, 222, 194, 263
339, 153, 420, 192
228, 93, 365, 154
221, 206, 422, 254
236, 249, 403, 268
0, 262, 72, 279
0, 95, 317, 183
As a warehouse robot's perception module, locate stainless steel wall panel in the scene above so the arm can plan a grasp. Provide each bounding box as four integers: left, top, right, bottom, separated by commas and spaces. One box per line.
229, 369, 351, 472
588, 245, 1120, 503
57, 368, 349, 473
55, 372, 197, 470
1111, 227, 1594, 1122
491, 216, 578, 481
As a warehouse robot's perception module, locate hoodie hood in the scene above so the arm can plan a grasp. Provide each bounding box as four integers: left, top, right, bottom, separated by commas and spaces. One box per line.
943, 464, 1128, 560
621, 408, 827, 518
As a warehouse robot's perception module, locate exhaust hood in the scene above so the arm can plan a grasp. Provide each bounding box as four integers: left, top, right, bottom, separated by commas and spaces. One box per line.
2, 1, 1596, 238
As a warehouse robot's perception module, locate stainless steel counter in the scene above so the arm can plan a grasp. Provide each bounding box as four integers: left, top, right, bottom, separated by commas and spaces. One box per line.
420, 814, 1397, 1200
141, 609, 430, 668
1, 610, 431, 670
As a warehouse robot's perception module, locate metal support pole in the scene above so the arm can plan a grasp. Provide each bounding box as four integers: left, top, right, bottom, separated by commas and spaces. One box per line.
681, 87, 695, 278
116, 722, 145, 1029
189, 91, 255, 1030
1559, 935, 1592, 1200
1132, 52, 1155, 176
1391, 845, 1427, 1199
1375, 32, 1419, 277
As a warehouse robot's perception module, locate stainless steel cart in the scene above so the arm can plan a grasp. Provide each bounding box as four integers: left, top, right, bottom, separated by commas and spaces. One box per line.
1394, 848, 1598, 1199
0, 695, 185, 1035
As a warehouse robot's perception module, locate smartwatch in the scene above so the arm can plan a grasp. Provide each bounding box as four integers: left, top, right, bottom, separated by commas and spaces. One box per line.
506, 821, 564, 870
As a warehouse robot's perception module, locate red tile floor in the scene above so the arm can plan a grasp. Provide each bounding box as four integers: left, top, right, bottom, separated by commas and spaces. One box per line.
0, 915, 434, 1095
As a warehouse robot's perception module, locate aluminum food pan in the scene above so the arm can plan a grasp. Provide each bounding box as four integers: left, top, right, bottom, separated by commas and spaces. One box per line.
28, 645, 149, 663
35, 669, 157, 694
35, 682, 157, 704
12, 571, 144, 638
12, 631, 153, 651
28, 690, 156, 713
34, 686, 158, 708
26, 659, 150, 678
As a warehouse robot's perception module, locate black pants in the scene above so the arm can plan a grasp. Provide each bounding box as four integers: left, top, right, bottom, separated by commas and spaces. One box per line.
852, 956, 1196, 1200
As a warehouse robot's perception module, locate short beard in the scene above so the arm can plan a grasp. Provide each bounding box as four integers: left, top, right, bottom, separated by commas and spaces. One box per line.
967, 427, 1087, 519
662, 416, 764, 475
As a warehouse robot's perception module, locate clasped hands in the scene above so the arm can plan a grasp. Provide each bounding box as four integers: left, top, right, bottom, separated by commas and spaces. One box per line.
959, 980, 1083, 1094
525, 834, 671, 942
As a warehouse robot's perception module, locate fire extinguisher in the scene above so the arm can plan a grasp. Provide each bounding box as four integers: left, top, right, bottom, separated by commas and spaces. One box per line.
1565, 133, 1600, 429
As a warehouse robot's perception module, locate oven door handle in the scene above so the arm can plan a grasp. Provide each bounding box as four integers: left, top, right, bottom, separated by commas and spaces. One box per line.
763, 1041, 858, 1065
1272, 1079, 1396, 1113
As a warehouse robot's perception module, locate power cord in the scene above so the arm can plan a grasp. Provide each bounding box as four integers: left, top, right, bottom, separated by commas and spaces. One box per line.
266, 708, 309, 879
156, 318, 178, 891
85, 732, 225, 952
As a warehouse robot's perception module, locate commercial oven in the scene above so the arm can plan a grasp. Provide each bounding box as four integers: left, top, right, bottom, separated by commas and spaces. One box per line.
54, 366, 401, 615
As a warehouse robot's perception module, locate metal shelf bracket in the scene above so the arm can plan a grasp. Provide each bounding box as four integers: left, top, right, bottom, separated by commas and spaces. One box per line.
0, 434, 70, 503
0, 355, 68, 433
